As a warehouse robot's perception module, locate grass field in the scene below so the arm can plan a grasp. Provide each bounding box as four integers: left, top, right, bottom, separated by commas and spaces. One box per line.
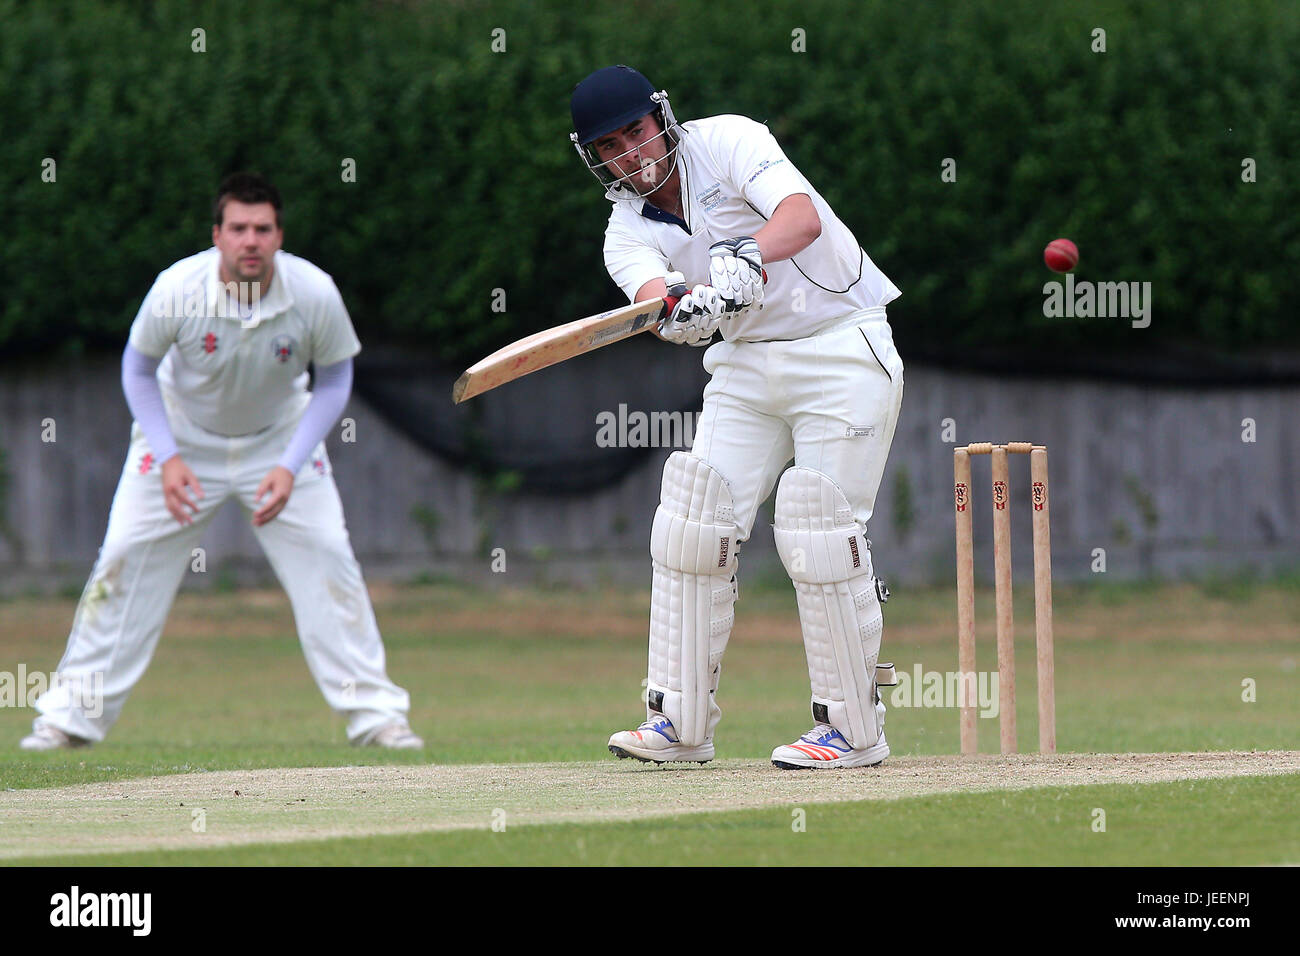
1, 577, 1297, 864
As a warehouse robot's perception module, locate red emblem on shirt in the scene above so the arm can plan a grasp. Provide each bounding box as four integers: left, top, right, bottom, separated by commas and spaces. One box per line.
203, 333, 218, 354
139, 453, 155, 475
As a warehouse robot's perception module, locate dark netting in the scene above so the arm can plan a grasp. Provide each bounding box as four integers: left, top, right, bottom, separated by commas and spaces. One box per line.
351, 335, 1300, 496
352, 338, 710, 495
901, 342, 1300, 388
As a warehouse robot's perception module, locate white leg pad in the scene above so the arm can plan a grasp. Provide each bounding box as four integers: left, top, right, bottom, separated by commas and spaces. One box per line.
647, 452, 740, 747
773, 466, 884, 749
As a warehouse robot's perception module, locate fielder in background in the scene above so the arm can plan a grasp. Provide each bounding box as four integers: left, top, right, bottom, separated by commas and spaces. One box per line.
20, 173, 421, 752
571, 66, 905, 769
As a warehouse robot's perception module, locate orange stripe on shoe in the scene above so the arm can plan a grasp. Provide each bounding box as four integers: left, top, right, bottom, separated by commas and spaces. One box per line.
791, 744, 832, 760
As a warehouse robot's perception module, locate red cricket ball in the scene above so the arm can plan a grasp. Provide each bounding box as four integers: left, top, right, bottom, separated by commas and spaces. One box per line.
1044, 238, 1079, 273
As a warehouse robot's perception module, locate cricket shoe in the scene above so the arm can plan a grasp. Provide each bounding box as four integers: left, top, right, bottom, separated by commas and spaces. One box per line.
608, 713, 714, 764
356, 722, 424, 750
19, 723, 90, 752
771, 724, 889, 770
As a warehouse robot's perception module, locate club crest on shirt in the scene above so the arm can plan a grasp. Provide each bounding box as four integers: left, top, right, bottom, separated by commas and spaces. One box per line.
698, 183, 723, 212
271, 335, 296, 363
202, 332, 218, 354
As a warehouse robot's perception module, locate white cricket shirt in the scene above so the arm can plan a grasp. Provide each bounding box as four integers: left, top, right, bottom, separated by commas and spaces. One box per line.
128, 248, 361, 436
602, 114, 900, 341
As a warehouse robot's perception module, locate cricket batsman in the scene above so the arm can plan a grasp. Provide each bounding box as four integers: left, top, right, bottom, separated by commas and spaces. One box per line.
571, 66, 904, 768
20, 173, 421, 751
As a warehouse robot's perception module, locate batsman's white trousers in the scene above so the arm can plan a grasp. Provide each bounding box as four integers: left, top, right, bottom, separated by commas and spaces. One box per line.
693, 307, 905, 541
32, 395, 411, 743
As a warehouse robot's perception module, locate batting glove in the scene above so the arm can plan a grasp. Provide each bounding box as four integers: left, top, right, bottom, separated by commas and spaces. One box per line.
708, 236, 764, 312
659, 271, 725, 347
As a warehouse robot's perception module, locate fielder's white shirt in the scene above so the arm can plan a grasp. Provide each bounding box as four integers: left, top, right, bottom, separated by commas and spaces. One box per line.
128, 248, 361, 436
602, 114, 900, 341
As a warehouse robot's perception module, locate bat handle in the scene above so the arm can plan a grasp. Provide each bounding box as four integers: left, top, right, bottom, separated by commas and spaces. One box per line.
660, 269, 765, 322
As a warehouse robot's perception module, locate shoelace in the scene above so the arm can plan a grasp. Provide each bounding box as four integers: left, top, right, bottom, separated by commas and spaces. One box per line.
803, 723, 839, 743
638, 715, 674, 735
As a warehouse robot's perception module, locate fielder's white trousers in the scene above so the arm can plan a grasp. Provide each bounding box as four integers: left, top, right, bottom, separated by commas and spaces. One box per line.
32, 397, 411, 743
692, 308, 905, 540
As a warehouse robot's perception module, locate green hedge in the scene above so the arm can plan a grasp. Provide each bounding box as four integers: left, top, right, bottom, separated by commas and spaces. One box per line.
2, 0, 1296, 364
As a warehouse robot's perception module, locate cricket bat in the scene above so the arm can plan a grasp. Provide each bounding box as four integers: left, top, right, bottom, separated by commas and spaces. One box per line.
451, 293, 679, 404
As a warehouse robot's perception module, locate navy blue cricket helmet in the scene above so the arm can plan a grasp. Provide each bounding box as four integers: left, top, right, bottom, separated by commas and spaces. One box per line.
569, 65, 683, 194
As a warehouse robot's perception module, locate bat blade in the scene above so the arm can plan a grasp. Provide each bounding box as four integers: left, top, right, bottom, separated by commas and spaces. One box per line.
452, 296, 670, 403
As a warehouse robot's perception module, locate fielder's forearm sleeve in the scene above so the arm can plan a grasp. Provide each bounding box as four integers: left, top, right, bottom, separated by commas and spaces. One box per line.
277, 357, 353, 475
121, 344, 179, 463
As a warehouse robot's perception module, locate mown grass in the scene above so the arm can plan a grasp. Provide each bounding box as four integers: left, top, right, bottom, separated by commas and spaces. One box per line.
22, 773, 1300, 867
1, 579, 1296, 791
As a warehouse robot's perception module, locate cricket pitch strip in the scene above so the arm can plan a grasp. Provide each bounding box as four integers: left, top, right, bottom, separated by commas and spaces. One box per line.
3, 751, 1297, 860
